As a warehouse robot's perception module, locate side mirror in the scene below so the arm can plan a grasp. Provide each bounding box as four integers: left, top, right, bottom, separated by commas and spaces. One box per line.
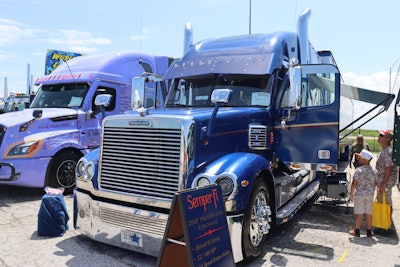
94, 94, 113, 118
33, 109, 43, 118
132, 77, 145, 109
132, 73, 163, 110
211, 89, 232, 104
94, 94, 113, 107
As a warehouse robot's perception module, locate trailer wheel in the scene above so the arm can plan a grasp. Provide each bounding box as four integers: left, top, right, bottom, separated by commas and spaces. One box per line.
48, 150, 82, 194
242, 179, 272, 260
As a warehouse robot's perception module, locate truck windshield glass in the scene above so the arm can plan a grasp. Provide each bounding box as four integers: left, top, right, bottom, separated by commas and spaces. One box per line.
166, 74, 272, 108
3, 102, 28, 112
31, 83, 90, 108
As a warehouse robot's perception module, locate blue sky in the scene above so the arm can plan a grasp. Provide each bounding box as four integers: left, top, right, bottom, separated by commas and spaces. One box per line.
0, 0, 399, 129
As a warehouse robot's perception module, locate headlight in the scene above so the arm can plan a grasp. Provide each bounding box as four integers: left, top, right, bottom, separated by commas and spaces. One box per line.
7, 141, 40, 156
75, 157, 95, 181
196, 177, 210, 187
217, 176, 234, 197
76, 159, 85, 179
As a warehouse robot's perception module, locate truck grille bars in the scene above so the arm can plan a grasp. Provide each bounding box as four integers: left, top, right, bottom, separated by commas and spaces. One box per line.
99, 125, 181, 200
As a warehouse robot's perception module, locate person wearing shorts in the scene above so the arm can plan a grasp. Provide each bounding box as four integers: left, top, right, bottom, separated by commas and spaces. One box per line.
376, 130, 398, 214
349, 149, 377, 237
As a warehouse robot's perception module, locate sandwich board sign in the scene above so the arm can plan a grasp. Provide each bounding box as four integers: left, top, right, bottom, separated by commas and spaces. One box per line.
157, 184, 234, 267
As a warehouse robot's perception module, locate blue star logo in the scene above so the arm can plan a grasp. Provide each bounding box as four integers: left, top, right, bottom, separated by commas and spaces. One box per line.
131, 234, 141, 245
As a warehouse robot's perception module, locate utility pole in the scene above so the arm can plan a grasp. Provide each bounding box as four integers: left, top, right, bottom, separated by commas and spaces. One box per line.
4, 77, 8, 98
26, 63, 31, 95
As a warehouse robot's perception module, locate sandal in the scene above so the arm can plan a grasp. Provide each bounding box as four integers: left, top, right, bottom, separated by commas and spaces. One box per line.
367, 229, 374, 237
349, 229, 360, 237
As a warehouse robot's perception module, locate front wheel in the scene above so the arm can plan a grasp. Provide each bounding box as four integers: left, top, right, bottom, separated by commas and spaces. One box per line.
48, 150, 82, 194
242, 179, 272, 260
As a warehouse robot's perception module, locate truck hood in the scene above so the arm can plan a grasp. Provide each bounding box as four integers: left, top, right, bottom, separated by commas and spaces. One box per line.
0, 108, 78, 127
125, 107, 225, 118
120, 107, 269, 124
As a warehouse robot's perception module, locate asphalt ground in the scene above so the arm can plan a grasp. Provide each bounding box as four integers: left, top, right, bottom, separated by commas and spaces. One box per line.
0, 159, 399, 267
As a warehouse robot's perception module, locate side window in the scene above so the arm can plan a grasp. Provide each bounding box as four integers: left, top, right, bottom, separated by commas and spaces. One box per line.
300, 73, 335, 107
280, 68, 336, 108
92, 87, 116, 115
141, 62, 153, 73
279, 80, 290, 108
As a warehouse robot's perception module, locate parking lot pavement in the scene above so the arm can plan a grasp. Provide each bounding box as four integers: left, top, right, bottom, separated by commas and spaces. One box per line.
240, 158, 400, 267
0, 160, 399, 266
240, 188, 400, 267
0, 186, 157, 267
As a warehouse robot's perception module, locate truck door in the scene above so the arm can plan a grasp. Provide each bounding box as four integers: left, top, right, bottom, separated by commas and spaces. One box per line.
275, 64, 340, 166
81, 83, 118, 148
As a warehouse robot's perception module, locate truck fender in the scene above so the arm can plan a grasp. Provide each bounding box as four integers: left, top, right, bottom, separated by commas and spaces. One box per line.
201, 152, 272, 212
76, 148, 100, 189
44, 147, 84, 193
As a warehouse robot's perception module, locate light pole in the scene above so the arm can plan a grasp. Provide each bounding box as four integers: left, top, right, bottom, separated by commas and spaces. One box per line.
389, 58, 400, 94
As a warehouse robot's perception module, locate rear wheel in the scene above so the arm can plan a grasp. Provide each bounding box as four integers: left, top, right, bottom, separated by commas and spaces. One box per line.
48, 150, 82, 194
242, 179, 272, 260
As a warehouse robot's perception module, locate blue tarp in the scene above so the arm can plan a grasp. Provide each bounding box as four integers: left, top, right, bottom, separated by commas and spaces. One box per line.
37, 193, 69, 237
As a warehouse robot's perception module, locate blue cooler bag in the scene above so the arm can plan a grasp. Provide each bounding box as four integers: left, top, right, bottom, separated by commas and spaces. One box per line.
37, 187, 69, 237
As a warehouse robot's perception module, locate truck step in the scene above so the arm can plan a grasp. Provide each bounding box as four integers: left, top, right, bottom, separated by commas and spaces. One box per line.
275, 179, 320, 225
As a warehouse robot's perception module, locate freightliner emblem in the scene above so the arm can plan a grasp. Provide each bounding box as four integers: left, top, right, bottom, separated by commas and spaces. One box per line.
129, 120, 152, 127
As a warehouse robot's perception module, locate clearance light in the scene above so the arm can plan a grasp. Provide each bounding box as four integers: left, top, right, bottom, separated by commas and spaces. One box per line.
320, 165, 332, 171
241, 180, 249, 187
292, 163, 301, 169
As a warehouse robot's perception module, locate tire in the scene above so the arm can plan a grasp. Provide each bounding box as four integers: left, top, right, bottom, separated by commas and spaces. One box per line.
242, 179, 272, 260
48, 150, 82, 194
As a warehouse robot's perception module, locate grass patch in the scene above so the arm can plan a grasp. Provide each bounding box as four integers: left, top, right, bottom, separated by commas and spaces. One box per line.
344, 129, 381, 152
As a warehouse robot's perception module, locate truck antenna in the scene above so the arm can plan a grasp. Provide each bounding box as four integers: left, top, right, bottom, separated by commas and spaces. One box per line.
63, 59, 77, 89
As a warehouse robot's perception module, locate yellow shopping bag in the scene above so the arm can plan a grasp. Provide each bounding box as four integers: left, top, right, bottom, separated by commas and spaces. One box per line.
372, 192, 392, 230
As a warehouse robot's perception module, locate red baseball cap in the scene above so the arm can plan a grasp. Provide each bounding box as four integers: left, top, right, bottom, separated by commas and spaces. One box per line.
378, 129, 393, 139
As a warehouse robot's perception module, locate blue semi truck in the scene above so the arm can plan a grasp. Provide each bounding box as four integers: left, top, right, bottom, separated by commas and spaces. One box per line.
74, 8, 394, 263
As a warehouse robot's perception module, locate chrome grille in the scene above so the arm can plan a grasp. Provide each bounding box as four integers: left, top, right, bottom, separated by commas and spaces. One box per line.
100, 207, 167, 236
248, 124, 267, 150
99, 125, 181, 200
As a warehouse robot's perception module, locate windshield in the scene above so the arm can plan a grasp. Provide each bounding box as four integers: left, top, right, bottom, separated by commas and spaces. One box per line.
165, 74, 272, 108
3, 102, 28, 112
31, 83, 90, 108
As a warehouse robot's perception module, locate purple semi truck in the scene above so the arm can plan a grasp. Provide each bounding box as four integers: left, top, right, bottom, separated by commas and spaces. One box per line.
0, 51, 172, 193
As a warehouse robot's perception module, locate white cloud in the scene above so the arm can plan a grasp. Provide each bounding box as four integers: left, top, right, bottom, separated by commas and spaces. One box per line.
343, 71, 390, 93
129, 26, 158, 41
0, 18, 42, 45
0, 17, 113, 55
130, 35, 146, 41
40, 29, 113, 54
47, 29, 112, 45
341, 71, 397, 130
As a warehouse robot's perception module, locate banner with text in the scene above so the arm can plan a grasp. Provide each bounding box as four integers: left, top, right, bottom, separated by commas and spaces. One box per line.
45, 49, 84, 75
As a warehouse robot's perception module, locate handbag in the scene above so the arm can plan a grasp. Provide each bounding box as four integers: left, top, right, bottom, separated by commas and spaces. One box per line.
372, 192, 392, 230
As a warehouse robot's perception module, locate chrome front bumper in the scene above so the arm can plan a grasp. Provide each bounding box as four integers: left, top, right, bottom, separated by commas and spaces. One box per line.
75, 191, 245, 262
